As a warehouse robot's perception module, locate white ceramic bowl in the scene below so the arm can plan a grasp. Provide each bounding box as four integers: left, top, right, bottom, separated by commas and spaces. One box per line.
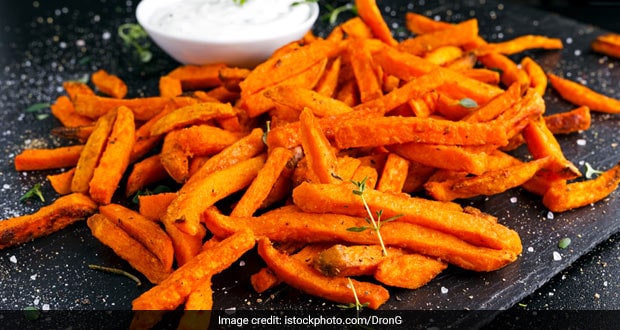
136, 0, 320, 68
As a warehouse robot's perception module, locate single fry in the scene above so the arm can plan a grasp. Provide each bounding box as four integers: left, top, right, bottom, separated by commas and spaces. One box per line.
138, 192, 177, 221
355, 0, 398, 46
71, 109, 117, 193
89, 106, 135, 204
131, 230, 255, 310
257, 237, 390, 309
591, 33, 620, 59
0, 193, 97, 250
548, 73, 620, 113
543, 162, 620, 212
163, 154, 266, 236
374, 254, 447, 289
476, 35, 563, 55
544, 105, 591, 134
264, 85, 353, 117
14, 145, 84, 171
314, 244, 405, 277
299, 109, 340, 184
398, 19, 479, 56
376, 152, 409, 193
47, 168, 75, 195
50, 95, 93, 127
158, 75, 183, 98
520, 56, 547, 97
231, 147, 293, 217
91, 69, 128, 99
166, 63, 227, 90
125, 154, 169, 197
150, 102, 236, 136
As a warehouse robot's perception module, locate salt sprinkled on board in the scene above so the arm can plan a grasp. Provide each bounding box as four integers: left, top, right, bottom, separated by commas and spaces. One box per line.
547, 211, 554, 220
510, 197, 518, 203
577, 139, 587, 146
440, 287, 449, 294
9, 255, 17, 264
553, 251, 562, 261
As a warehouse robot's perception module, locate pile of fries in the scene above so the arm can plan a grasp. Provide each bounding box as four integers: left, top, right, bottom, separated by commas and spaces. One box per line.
3, 0, 620, 326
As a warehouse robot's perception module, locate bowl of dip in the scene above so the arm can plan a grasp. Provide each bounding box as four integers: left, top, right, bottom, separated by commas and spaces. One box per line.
136, 0, 320, 68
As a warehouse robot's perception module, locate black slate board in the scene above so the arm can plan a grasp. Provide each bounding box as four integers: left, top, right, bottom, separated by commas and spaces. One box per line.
0, 0, 619, 329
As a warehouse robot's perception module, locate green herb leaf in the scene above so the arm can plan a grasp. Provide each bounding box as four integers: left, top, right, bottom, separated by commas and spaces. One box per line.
584, 162, 604, 179
322, 3, 357, 25
292, 0, 317, 6
458, 98, 478, 108
232, 0, 248, 6
23, 306, 41, 321
20, 183, 45, 202
25, 102, 51, 113
558, 237, 571, 249
118, 23, 152, 63
347, 226, 370, 232
132, 185, 172, 204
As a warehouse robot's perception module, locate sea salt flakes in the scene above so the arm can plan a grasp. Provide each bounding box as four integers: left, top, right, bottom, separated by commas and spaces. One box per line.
9, 255, 17, 263
440, 287, 449, 294
553, 251, 562, 261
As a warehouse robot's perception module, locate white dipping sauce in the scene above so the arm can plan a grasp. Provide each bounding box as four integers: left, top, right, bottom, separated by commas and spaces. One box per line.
148, 0, 314, 42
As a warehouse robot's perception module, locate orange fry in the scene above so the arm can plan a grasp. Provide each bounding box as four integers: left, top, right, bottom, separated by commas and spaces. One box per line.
544, 105, 591, 134
0, 193, 97, 250
476, 35, 563, 55
299, 109, 339, 184
591, 33, 620, 59
14, 145, 84, 171
355, 0, 398, 46
374, 253, 447, 289
91, 69, 128, 99
258, 237, 390, 309
547, 73, 620, 113
150, 102, 236, 136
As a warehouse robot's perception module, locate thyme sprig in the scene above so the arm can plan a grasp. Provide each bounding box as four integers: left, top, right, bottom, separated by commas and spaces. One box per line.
584, 162, 604, 179
337, 278, 369, 311
20, 183, 45, 202
322, 3, 358, 25
347, 177, 401, 256
118, 23, 152, 63
88, 264, 142, 286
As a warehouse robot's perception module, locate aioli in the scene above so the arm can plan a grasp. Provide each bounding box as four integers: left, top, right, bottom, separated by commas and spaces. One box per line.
148, 0, 315, 42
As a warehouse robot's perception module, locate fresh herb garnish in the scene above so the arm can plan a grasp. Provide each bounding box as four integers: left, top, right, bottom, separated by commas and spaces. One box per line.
584, 162, 604, 179
232, 0, 248, 6
88, 264, 142, 286
20, 183, 45, 202
337, 278, 369, 311
262, 120, 271, 146
346, 177, 401, 256
132, 185, 172, 204
118, 23, 152, 63
292, 0, 317, 6
458, 98, 478, 108
25, 102, 51, 120
558, 237, 571, 249
322, 3, 358, 25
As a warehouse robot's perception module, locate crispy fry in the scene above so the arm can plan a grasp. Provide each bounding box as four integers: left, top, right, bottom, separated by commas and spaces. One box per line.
73, 94, 197, 120
0, 193, 97, 250
89, 106, 135, 204
547, 73, 620, 113
376, 153, 409, 193
231, 147, 293, 217
374, 254, 447, 289
544, 105, 591, 134
178, 278, 213, 328
158, 75, 183, 98
258, 237, 390, 309
150, 102, 236, 136
91, 69, 128, 99
591, 33, 620, 59
405, 12, 451, 34
299, 109, 340, 184
520, 56, 547, 97
14, 145, 84, 171
204, 206, 520, 271
543, 162, 620, 212
398, 19, 479, 56
348, 38, 383, 102
292, 182, 521, 252
62, 81, 95, 101
164, 155, 266, 236
333, 115, 508, 149
131, 229, 255, 310
424, 157, 550, 201
138, 192, 177, 221
354, 0, 397, 46
314, 56, 342, 97
522, 116, 581, 180
476, 35, 563, 55
264, 85, 353, 117
314, 244, 405, 277
87, 213, 171, 284
47, 168, 75, 195
99, 203, 174, 271
125, 154, 169, 197
51, 125, 95, 143
71, 109, 117, 193
167, 63, 227, 90
424, 45, 464, 65
477, 52, 530, 89
50, 95, 93, 127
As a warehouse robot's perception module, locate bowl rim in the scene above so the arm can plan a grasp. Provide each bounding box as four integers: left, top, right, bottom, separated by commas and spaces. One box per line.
135, 0, 320, 45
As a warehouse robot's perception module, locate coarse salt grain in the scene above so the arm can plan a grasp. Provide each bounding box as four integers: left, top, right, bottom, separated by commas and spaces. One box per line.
9, 255, 17, 263
577, 139, 587, 146
510, 197, 518, 203
440, 287, 449, 294
547, 211, 554, 220
553, 251, 562, 261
